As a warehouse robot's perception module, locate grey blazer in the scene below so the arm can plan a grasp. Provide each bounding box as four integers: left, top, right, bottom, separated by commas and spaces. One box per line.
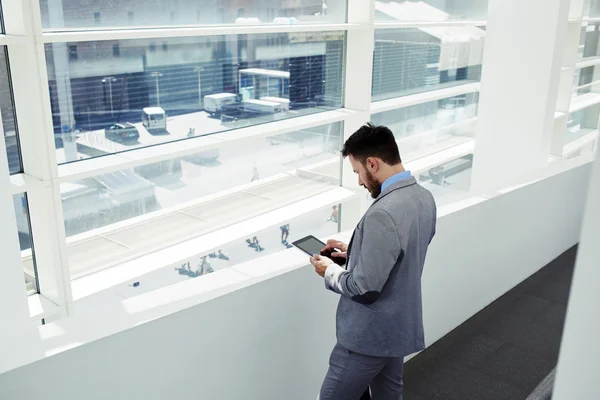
324, 176, 436, 357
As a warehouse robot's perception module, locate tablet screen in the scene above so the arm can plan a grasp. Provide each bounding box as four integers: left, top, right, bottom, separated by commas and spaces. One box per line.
293, 236, 326, 257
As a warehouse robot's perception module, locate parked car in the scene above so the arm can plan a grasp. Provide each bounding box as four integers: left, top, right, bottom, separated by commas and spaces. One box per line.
105, 123, 140, 142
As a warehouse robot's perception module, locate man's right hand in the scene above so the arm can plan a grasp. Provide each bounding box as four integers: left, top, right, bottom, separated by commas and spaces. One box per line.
322, 239, 348, 260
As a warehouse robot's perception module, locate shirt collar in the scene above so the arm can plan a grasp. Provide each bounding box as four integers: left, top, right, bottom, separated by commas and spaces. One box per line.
381, 170, 412, 192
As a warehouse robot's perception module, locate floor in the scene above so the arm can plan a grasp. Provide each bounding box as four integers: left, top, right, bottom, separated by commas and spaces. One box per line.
403, 246, 577, 400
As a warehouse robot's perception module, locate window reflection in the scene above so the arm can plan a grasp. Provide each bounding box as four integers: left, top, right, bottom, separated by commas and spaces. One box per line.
45, 32, 345, 164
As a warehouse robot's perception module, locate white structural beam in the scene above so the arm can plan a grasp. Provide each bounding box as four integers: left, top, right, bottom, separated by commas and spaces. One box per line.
552, 152, 600, 399
0, 114, 37, 353
5, 0, 73, 315
471, 0, 571, 192
339, 0, 375, 231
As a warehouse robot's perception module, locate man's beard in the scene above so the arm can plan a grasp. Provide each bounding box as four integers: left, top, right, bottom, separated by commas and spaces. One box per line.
364, 169, 381, 199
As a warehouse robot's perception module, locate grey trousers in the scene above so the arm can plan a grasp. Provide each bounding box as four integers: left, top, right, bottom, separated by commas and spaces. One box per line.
319, 343, 404, 400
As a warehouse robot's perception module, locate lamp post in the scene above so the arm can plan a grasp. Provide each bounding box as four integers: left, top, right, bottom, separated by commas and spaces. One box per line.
194, 66, 203, 109
151, 71, 163, 107
101, 76, 117, 116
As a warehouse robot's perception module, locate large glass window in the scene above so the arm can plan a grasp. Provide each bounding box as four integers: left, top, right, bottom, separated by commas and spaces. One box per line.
46, 32, 345, 164
375, 0, 488, 22
13, 193, 38, 295
1, 46, 21, 174
61, 121, 342, 277
371, 93, 476, 202
39, 0, 347, 30
372, 28, 484, 102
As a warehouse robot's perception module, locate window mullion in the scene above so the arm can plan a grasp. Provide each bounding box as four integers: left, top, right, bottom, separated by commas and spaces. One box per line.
6, 0, 72, 316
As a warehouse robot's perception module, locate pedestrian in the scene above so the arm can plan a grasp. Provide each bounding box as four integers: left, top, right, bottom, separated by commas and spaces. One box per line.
280, 223, 290, 244
251, 162, 259, 182
327, 205, 338, 223
310, 123, 437, 400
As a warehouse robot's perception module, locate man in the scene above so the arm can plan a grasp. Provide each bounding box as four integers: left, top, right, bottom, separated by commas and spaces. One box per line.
310, 123, 437, 400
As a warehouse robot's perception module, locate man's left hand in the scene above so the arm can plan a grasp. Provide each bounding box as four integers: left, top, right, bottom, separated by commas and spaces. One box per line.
310, 254, 333, 277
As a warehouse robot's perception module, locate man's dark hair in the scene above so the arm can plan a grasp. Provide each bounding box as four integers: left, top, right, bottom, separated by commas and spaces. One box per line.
341, 123, 402, 165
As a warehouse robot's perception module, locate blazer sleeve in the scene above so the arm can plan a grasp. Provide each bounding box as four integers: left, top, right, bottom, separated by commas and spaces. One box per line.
324, 209, 403, 305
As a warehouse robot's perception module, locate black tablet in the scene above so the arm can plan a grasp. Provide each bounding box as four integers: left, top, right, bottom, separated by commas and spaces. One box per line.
292, 235, 346, 266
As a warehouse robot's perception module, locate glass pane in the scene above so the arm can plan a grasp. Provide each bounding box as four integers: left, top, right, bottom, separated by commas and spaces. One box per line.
39, 0, 347, 30
45, 32, 345, 164
375, 0, 488, 22
579, 22, 600, 60
584, 0, 600, 18
13, 194, 38, 295
566, 104, 600, 145
1, 46, 21, 174
61, 121, 342, 278
371, 93, 477, 202
372, 28, 484, 102
573, 65, 600, 96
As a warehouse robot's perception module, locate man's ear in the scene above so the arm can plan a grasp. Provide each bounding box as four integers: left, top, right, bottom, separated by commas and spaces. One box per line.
365, 157, 378, 172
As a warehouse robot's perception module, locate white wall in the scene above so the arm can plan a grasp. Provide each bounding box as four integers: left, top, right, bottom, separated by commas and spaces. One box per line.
553, 152, 600, 399
0, 161, 592, 400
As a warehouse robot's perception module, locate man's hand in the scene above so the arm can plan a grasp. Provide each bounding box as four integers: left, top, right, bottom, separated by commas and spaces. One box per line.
321, 239, 348, 261
310, 254, 333, 277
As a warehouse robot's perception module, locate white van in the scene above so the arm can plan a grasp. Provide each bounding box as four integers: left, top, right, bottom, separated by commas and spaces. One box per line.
142, 107, 167, 130
204, 93, 238, 116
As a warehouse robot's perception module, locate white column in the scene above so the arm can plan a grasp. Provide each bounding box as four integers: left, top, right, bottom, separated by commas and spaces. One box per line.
552, 152, 600, 399
470, 0, 571, 192
5, 0, 73, 316
0, 114, 37, 352
339, 0, 374, 231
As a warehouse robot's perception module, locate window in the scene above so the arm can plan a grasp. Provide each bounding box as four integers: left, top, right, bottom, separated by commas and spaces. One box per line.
45, 32, 345, 164
13, 194, 38, 295
375, 0, 488, 22
584, 0, 600, 18
372, 28, 484, 102
39, 0, 347, 29
574, 65, 600, 96
162, 42, 168, 52
371, 94, 478, 199
566, 105, 600, 145
579, 22, 600, 60
0, 47, 20, 174
60, 121, 343, 277
112, 44, 120, 57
